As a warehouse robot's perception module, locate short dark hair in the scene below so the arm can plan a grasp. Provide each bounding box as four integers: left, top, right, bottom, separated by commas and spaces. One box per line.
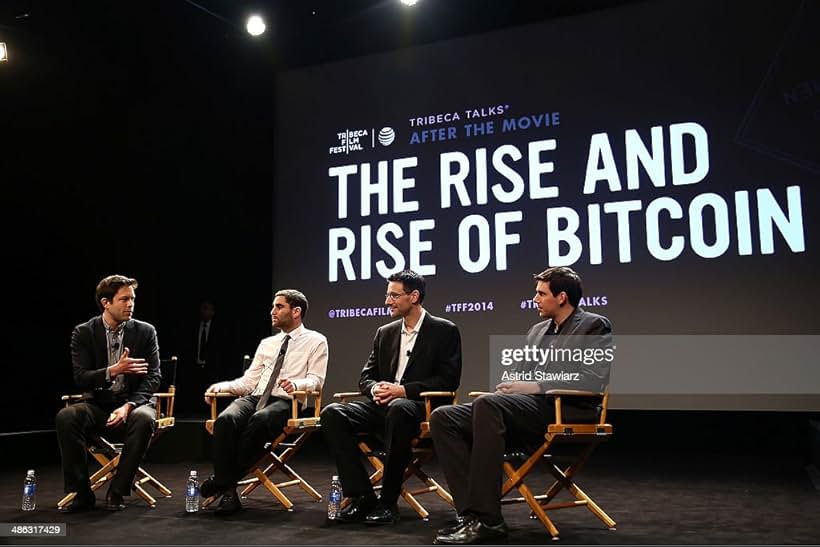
533, 267, 583, 307
275, 289, 308, 319
95, 275, 138, 311
387, 270, 426, 303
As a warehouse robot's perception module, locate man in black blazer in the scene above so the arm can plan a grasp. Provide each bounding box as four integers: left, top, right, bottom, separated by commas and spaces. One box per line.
431, 267, 613, 544
322, 270, 462, 525
56, 275, 161, 512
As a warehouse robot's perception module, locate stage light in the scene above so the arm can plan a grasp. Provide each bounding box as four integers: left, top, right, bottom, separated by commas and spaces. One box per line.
400, 0, 420, 5
246, 15, 266, 36
0, 42, 7, 62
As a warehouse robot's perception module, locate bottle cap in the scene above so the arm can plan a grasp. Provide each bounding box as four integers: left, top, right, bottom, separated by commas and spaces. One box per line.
26, 469, 35, 475
190, 470, 197, 476
332, 475, 339, 480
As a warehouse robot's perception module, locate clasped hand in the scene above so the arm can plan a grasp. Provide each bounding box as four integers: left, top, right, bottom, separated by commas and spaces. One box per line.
373, 382, 405, 405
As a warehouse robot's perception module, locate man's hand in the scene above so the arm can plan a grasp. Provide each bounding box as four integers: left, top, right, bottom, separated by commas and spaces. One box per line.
106, 403, 132, 428
278, 378, 296, 394
373, 382, 406, 406
109, 347, 148, 377
495, 381, 540, 395
204, 382, 228, 404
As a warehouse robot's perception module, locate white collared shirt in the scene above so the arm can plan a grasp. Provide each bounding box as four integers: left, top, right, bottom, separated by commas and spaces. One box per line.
215, 324, 328, 399
395, 309, 426, 383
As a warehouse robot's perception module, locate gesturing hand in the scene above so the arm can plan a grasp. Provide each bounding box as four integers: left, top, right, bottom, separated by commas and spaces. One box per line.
111, 347, 148, 376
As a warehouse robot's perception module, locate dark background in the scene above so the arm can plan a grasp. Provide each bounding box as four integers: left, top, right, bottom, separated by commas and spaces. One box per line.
1, 0, 818, 433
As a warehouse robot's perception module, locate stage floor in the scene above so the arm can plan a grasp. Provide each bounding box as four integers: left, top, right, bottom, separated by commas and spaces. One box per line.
0, 446, 819, 545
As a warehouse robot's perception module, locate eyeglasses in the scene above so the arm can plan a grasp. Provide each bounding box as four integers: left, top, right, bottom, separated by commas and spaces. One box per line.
384, 291, 412, 301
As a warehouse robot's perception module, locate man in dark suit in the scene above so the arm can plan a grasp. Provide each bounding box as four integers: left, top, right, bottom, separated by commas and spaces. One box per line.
56, 275, 161, 512
322, 269, 462, 525
431, 266, 613, 544
181, 298, 228, 416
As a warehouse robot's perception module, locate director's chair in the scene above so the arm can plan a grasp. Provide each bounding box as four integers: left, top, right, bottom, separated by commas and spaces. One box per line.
333, 390, 457, 520
471, 389, 616, 540
57, 356, 178, 509
203, 356, 323, 511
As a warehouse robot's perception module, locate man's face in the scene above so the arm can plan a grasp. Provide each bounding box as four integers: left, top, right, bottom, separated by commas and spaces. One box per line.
103, 286, 136, 324
533, 280, 563, 319
271, 295, 296, 331
385, 281, 415, 318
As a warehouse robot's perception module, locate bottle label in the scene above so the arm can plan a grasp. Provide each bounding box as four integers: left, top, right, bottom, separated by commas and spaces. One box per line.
329, 490, 341, 502
24, 485, 35, 496
187, 486, 198, 497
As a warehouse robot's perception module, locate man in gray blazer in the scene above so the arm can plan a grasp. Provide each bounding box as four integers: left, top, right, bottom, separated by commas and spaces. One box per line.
56, 275, 161, 512
322, 269, 462, 525
431, 266, 613, 544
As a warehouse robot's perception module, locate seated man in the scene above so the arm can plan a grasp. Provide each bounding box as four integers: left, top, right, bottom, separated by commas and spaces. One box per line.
56, 274, 161, 512
431, 266, 614, 545
321, 270, 462, 525
202, 289, 328, 515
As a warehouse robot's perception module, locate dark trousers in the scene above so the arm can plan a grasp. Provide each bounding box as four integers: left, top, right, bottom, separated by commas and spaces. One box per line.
211, 395, 291, 488
321, 398, 425, 505
430, 393, 570, 522
56, 402, 156, 496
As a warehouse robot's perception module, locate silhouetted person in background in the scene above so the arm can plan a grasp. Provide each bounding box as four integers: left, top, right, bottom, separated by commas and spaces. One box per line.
180, 298, 229, 417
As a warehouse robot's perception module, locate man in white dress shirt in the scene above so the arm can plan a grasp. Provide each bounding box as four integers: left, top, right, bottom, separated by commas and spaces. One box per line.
201, 289, 328, 514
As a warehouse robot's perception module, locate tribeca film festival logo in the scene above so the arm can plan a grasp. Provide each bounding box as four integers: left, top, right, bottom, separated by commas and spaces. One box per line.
329, 127, 396, 155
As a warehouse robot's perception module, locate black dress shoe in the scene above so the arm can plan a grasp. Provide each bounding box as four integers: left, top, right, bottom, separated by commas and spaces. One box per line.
437, 515, 467, 536
434, 516, 508, 545
336, 495, 378, 523
200, 476, 223, 499
364, 503, 400, 525
104, 491, 126, 511
59, 490, 96, 513
214, 490, 242, 515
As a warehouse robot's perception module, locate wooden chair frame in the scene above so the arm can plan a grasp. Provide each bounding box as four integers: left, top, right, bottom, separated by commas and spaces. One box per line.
470, 389, 616, 540
57, 356, 178, 509
202, 389, 323, 511
333, 390, 456, 520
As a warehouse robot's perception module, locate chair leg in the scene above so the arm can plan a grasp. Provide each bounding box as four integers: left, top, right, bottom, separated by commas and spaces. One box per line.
135, 466, 173, 498
504, 461, 561, 539
546, 461, 616, 529
253, 468, 294, 510
133, 483, 157, 508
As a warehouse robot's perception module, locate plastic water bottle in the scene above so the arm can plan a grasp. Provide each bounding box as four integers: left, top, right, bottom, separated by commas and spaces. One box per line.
185, 470, 199, 513
327, 475, 342, 520
21, 470, 36, 511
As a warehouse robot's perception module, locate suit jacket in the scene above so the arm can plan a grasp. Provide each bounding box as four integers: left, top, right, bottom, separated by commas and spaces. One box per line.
526, 307, 613, 396
70, 316, 161, 407
359, 312, 462, 401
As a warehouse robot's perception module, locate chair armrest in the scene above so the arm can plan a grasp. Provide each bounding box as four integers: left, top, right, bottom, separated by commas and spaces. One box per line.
419, 391, 457, 420
468, 391, 492, 398
546, 389, 608, 425
204, 392, 240, 434
291, 389, 323, 419
204, 392, 238, 398
544, 389, 603, 397
333, 391, 365, 402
